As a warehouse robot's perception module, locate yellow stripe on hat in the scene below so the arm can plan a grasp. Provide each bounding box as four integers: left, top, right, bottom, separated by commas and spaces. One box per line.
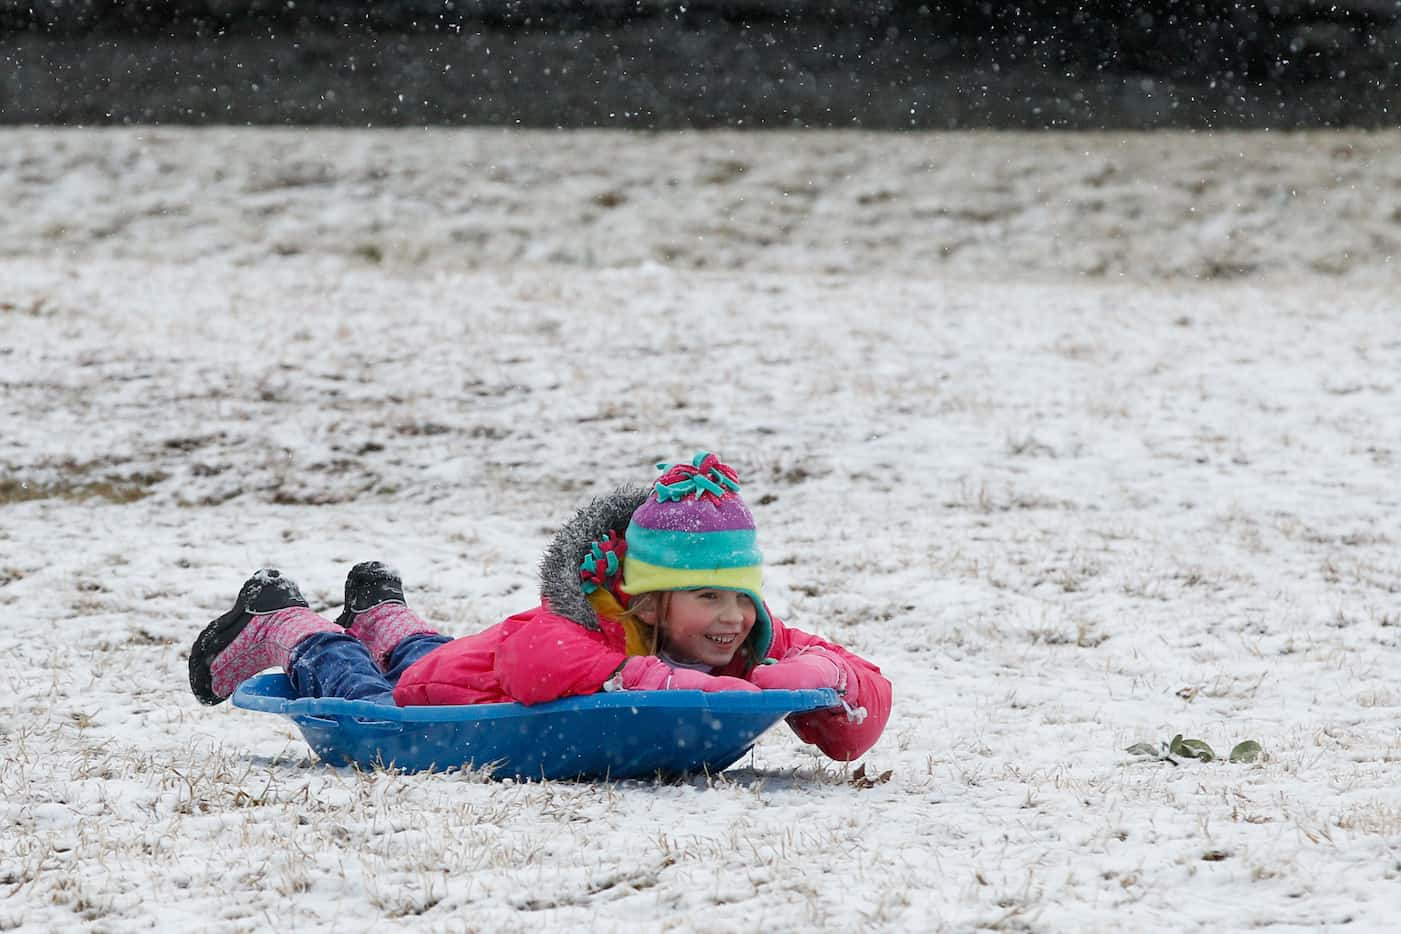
622, 556, 762, 597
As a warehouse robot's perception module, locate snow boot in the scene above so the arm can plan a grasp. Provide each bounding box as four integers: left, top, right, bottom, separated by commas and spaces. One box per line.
333, 560, 406, 627
337, 561, 440, 668
189, 569, 339, 705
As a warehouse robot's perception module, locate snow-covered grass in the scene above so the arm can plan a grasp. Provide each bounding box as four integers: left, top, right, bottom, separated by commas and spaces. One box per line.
2, 128, 1400, 932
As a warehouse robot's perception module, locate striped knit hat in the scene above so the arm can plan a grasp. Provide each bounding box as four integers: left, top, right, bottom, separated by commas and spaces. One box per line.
622, 451, 773, 663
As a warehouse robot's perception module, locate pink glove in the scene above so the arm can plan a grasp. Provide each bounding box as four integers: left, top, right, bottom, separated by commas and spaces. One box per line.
749, 646, 850, 695
615, 656, 760, 693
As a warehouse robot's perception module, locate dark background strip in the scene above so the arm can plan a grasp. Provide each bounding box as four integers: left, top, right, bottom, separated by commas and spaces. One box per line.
3, 1, 1398, 127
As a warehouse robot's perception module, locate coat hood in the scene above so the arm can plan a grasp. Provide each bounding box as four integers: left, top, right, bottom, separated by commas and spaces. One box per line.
539, 485, 650, 631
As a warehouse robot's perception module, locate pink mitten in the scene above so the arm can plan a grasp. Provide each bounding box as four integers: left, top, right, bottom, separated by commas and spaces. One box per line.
749, 646, 849, 694
617, 656, 760, 693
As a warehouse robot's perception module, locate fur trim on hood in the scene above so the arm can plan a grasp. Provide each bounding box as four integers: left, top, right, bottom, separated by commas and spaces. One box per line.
538, 485, 650, 630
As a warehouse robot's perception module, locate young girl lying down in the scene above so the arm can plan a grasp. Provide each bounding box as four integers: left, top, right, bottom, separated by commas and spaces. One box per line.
190, 451, 892, 761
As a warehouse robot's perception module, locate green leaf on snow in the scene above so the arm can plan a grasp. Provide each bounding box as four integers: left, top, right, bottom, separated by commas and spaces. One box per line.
1228, 740, 1263, 763
1170, 736, 1215, 761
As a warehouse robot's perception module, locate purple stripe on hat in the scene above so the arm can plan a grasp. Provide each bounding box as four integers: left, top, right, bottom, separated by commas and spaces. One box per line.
632, 495, 755, 533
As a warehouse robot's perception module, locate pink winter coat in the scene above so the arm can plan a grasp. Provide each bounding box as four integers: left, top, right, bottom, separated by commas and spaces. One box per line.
392, 602, 892, 761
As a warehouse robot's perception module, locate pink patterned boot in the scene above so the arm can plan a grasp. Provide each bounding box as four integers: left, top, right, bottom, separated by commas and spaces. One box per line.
336, 561, 440, 668
189, 569, 341, 705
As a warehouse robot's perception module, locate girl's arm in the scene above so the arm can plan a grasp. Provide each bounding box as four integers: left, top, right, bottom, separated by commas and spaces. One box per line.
756, 621, 893, 761
493, 615, 629, 706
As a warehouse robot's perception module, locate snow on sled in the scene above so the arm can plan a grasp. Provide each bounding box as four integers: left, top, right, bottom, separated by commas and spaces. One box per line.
232, 673, 838, 780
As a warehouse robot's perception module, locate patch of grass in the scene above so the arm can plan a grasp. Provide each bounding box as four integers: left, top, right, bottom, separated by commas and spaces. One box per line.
352, 243, 384, 263
0, 475, 164, 505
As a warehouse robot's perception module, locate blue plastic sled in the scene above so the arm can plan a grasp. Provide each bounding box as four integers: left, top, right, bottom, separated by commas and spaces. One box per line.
232, 673, 838, 781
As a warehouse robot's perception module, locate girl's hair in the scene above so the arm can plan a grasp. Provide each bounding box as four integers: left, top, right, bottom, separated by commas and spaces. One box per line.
621, 591, 667, 655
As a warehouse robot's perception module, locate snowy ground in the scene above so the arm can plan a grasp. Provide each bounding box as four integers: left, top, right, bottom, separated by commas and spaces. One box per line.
2, 128, 1400, 932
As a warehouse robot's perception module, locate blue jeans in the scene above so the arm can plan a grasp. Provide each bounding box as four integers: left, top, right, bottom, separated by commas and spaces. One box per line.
287, 632, 453, 705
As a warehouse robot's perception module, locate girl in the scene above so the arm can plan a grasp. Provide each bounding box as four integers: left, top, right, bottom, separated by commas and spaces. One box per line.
190, 452, 891, 761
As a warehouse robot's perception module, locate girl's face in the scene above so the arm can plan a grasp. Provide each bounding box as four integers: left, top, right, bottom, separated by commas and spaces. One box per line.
650, 589, 756, 668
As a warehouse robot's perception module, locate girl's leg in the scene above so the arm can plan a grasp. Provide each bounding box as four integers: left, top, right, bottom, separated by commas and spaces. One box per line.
346, 604, 446, 670
190, 569, 345, 705
190, 566, 432, 707
382, 632, 453, 684
287, 631, 451, 703
286, 632, 397, 704
337, 561, 446, 671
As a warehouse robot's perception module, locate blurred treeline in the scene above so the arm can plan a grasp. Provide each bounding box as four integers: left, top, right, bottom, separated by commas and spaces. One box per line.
3, 1, 1398, 126
4, 1, 1397, 82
